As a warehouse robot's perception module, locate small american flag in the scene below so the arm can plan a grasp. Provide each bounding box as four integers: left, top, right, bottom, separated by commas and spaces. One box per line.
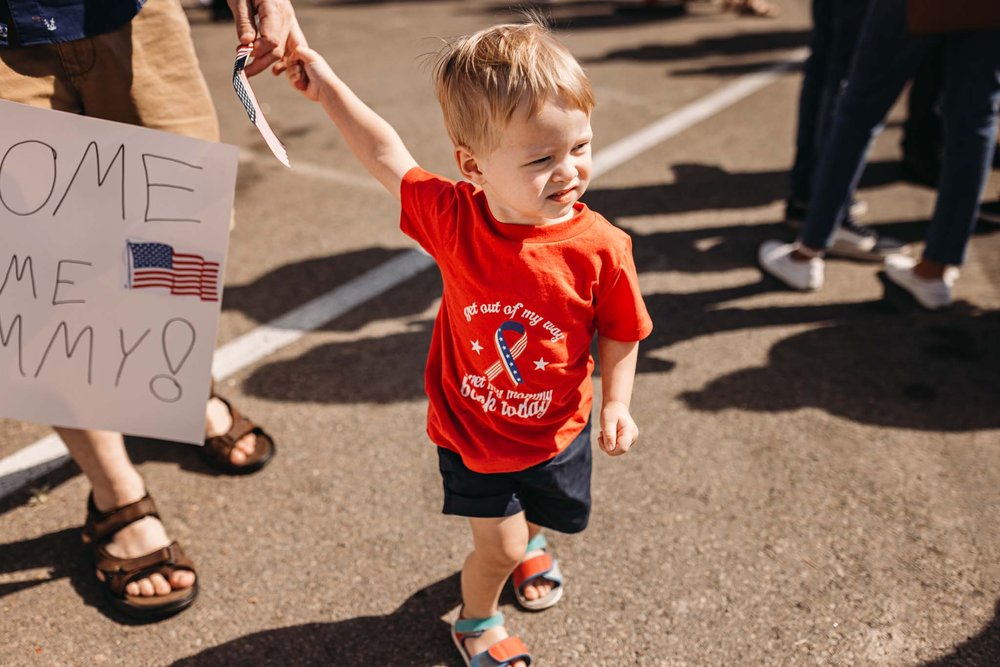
233, 44, 290, 167
126, 241, 220, 302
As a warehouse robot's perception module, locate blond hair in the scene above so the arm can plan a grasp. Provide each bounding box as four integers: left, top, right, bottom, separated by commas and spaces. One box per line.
432, 19, 595, 153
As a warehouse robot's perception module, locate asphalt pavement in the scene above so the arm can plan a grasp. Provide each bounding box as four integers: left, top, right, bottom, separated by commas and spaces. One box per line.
1, 1, 999, 665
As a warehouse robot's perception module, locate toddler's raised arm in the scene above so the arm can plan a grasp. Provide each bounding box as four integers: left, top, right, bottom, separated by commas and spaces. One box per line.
279, 46, 417, 199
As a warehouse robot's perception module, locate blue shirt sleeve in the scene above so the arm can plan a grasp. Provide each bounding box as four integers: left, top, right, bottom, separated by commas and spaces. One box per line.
0, 0, 144, 47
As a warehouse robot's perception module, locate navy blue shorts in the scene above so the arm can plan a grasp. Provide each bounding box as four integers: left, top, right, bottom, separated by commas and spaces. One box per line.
437, 422, 592, 534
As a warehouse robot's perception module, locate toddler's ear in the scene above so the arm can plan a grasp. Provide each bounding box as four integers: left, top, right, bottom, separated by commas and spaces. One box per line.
455, 146, 486, 185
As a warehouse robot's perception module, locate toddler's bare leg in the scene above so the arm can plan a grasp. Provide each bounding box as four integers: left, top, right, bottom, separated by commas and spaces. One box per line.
460, 514, 530, 666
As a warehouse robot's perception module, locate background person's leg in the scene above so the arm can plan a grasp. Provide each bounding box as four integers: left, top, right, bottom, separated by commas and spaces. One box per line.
901, 43, 946, 186
817, 0, 870, 156
800, 0, 931, 251
922, 30, 1000, 268
788, 0, 833, 208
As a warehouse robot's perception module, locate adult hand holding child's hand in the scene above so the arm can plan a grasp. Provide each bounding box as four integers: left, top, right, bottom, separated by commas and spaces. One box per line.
230, 0, 298, 75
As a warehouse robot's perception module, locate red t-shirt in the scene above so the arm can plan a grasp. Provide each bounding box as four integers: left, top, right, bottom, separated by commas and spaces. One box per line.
401, 167, 652, 473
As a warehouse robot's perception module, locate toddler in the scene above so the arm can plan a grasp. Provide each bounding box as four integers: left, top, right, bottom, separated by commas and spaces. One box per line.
280, 18, 652, 666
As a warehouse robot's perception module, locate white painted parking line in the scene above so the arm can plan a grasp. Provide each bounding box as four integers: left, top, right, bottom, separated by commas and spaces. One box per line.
593, 50, 807, 176
0, 434, 67, 499
210, 248, 435, 379
238, 150, 384, 191
0, 52, 805, 501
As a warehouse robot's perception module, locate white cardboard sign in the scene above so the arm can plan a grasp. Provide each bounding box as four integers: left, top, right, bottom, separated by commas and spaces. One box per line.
0, 100, 239, 444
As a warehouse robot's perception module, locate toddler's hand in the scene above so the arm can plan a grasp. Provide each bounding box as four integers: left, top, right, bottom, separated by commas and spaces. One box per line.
273, 46, 329, 101
599, 401, 638, 457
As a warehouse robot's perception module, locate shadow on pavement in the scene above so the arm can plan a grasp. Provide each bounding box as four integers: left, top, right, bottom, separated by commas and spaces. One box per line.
123, 435, 228, 475
236, 0, 686, 31
170, 572, 463, 667
583, 160, 901, 219
0, 525, 129, 624
0, 459, 79, 517
244, 323, 433, 404
918, 599, 1000, 666
583, 27, 810, 64
679, 303, 1000, 431
625, 217, 947, 278
187, 0, 464, 25
221, 246, 439, 330
0, 527, 82, 599
670, 59, 805, 77
631, 219, 792, 275
475, 1, 687, 31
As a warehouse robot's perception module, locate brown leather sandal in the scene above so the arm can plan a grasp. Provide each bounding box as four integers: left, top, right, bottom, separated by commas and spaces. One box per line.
82, 493, 198, 620
202, 386, 276, 475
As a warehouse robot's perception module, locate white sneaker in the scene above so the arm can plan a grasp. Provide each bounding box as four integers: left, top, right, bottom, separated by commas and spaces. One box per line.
883, 254, 953, 310
759, 240, 824, 291
848, 198, 869, 218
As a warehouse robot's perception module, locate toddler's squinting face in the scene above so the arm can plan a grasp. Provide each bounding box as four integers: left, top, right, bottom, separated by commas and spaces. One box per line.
474, 97, 592, 226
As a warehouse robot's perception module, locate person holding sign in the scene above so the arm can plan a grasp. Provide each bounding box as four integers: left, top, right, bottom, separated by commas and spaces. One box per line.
279, 19, 652, 665
0, 0, 300, 619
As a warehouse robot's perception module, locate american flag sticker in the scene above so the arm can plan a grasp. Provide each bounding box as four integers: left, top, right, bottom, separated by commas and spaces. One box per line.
233, 44, 290, 167
125, 241, 221, 302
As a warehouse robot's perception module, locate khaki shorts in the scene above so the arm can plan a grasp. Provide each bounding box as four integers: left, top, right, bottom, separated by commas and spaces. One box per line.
0, 0, 219, 141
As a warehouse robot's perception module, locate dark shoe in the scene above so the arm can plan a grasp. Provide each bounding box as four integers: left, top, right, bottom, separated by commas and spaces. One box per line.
978, 199, 1000, 225
829, 218, 907, 261
203, 387, 276, 475
83, 493, 198, 620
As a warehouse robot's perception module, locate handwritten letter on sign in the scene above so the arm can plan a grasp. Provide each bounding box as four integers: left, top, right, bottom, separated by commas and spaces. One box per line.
0, 100, 239, 444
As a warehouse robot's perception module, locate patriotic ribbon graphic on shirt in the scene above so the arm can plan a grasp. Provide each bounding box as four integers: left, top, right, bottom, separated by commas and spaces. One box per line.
485, 321, 527, 386
233, 44, 290, 167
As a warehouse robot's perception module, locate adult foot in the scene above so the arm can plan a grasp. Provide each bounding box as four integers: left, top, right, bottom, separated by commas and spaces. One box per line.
89, 494, 196, 599
205, 395, 258, 466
